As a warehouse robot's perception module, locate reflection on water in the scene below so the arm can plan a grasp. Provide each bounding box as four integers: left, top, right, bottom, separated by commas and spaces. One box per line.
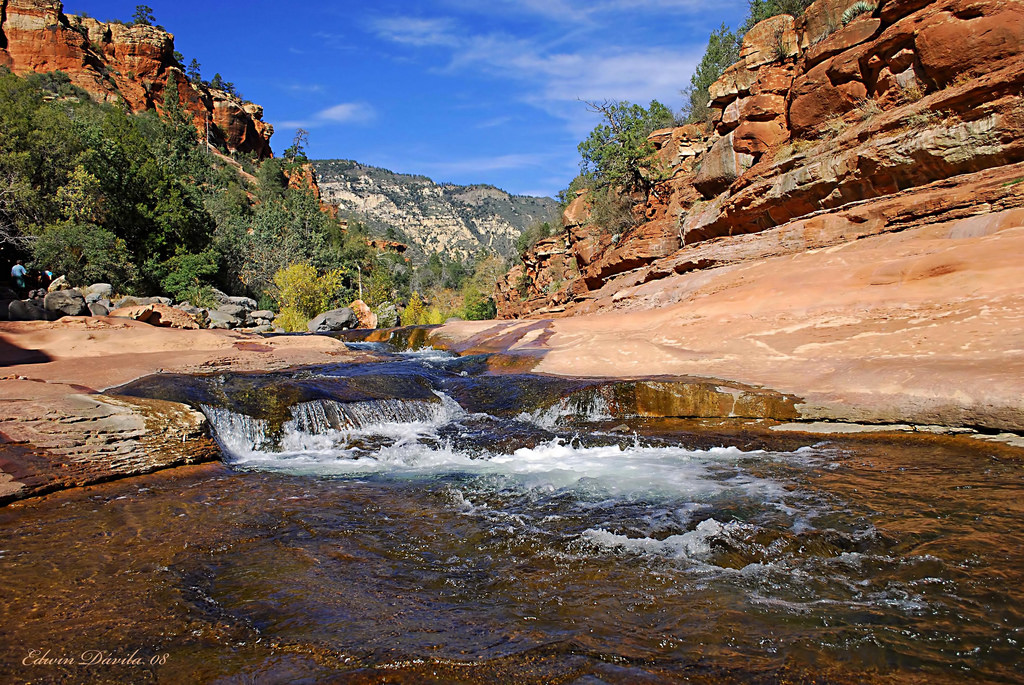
1, 349, 1023, 683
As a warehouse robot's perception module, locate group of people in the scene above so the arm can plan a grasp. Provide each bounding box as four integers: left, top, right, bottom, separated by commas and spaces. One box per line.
9, 260, 53, 297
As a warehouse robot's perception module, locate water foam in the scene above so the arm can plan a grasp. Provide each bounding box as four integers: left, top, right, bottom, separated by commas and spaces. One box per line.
582, 518, 745, 560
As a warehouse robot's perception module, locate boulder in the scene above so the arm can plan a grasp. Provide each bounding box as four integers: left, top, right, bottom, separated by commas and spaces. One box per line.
225, 295, 257, 311
8, 299, 49, 321
114, 295, 163, 309
83, 283, 114, 301
0, 299, 14, 321
693, 132, 753, 198
207, 309, 242, 330
108, 304, 200, 329
209, 288, 257, 312
250, 309, 276, 321
43, 289, 88, 317
307, 308, 359, 333
215, 303, 247, 318
88, 302, 109, 317
562, 192, 592, 227
47, 275, 70, 292
349, 300, 378, 329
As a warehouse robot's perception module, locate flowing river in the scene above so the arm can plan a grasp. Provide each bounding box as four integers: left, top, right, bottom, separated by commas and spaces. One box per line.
1, 342, 1022, 683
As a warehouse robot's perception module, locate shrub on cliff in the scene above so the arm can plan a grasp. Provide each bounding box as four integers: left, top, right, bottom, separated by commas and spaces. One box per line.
516, 220, 557, 258
578, 99, 676, 195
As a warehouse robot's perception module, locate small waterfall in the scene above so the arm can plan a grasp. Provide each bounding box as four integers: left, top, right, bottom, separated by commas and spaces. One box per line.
524, 388, 615, 429
285, 394, 461, 434
203, 393, 468, 461
201, 405, 272, 455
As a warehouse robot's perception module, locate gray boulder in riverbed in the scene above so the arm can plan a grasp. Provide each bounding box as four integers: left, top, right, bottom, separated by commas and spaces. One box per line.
8, 299, 49, 321
114, 295, 163, 309
215, 303, 247, 319
307, 308, 358, 332
88, 302, 109, 317
207, 309, 242, 329
83, 283, 113, 302
44, 289, 88, 317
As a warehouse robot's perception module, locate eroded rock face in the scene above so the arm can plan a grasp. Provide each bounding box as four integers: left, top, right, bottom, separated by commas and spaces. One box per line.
499, 0, 1024, 321
0, 0, 272, 157
0, 390, 218, 503
108, 303, 200, 329
349, 299, 378, 329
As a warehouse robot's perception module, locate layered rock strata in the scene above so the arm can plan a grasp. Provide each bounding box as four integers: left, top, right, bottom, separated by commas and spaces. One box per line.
0, 0, 272, 157
496, 0, 1024, 318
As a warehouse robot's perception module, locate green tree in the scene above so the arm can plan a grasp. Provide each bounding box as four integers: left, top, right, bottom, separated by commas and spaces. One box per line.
132, 5, 155, 26
187, 59, 202, 85
156, 248, 219, 303
32, 221, 136, 289
55, 165, 102, 223
283, 128, 309, 163
681, 25, 741, 124
577, 99, 675, 195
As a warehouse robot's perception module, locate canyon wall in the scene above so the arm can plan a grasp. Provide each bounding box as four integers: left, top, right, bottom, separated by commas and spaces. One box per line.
497, 0, 1024, 318
314, 159, 558, 261
0, 0, 273, 157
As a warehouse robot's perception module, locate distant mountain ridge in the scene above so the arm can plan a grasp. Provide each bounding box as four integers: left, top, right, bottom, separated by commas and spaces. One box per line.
313, 159, 558, 261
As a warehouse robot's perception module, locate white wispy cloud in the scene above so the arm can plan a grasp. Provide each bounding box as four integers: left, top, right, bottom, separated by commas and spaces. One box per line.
275, 102, 376, 129
414, 153, 552, 175
371, 17, 460, 47
475, 115, 515, 129
371, 17, 701, 133
442, 0, 736, 24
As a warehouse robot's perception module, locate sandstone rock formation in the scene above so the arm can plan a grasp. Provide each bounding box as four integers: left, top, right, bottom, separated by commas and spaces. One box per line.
108, 303, 200, 329
497, 0, 1024, 320
0, 0, 272, 157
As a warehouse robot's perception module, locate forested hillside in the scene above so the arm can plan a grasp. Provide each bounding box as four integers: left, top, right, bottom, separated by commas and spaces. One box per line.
314, 159, 558, 261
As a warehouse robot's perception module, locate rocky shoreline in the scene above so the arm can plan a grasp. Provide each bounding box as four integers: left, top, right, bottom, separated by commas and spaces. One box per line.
2, 310, 1022, 506
0, 317, 371, 503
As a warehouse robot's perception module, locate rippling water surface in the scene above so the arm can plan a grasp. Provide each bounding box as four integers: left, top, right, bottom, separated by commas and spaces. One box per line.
1, 345, 1022, 683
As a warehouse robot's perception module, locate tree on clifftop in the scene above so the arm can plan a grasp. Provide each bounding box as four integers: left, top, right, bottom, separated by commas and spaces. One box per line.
681, 24, 741, 124
132, 5, 155, 26
578, 99, 675, 196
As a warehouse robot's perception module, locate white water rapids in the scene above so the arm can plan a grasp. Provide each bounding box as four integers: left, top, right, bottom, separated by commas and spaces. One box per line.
201, 393, 834, 567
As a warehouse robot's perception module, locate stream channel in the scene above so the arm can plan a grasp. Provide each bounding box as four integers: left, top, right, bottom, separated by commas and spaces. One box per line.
1, 337, 1022, 683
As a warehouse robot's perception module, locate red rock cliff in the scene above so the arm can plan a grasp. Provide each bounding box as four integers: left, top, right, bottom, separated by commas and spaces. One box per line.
0, 0, 273, 157
497, 0, 1024, 318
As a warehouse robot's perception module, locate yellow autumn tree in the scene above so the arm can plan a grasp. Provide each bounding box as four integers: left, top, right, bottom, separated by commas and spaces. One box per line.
272, 262, 344, 332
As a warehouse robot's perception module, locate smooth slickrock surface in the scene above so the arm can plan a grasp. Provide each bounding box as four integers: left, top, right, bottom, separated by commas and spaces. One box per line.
0, 318, 365, 501
438, 209, 1024, 431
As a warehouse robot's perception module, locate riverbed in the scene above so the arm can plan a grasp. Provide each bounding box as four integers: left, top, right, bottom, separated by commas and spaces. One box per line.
1, 344, 1021, 683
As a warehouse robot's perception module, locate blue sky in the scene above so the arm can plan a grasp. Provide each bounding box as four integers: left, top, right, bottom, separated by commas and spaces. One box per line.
66, 1, 747, 198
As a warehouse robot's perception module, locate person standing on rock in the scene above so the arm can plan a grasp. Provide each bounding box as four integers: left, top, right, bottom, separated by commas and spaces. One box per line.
10, 259, 27, 295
